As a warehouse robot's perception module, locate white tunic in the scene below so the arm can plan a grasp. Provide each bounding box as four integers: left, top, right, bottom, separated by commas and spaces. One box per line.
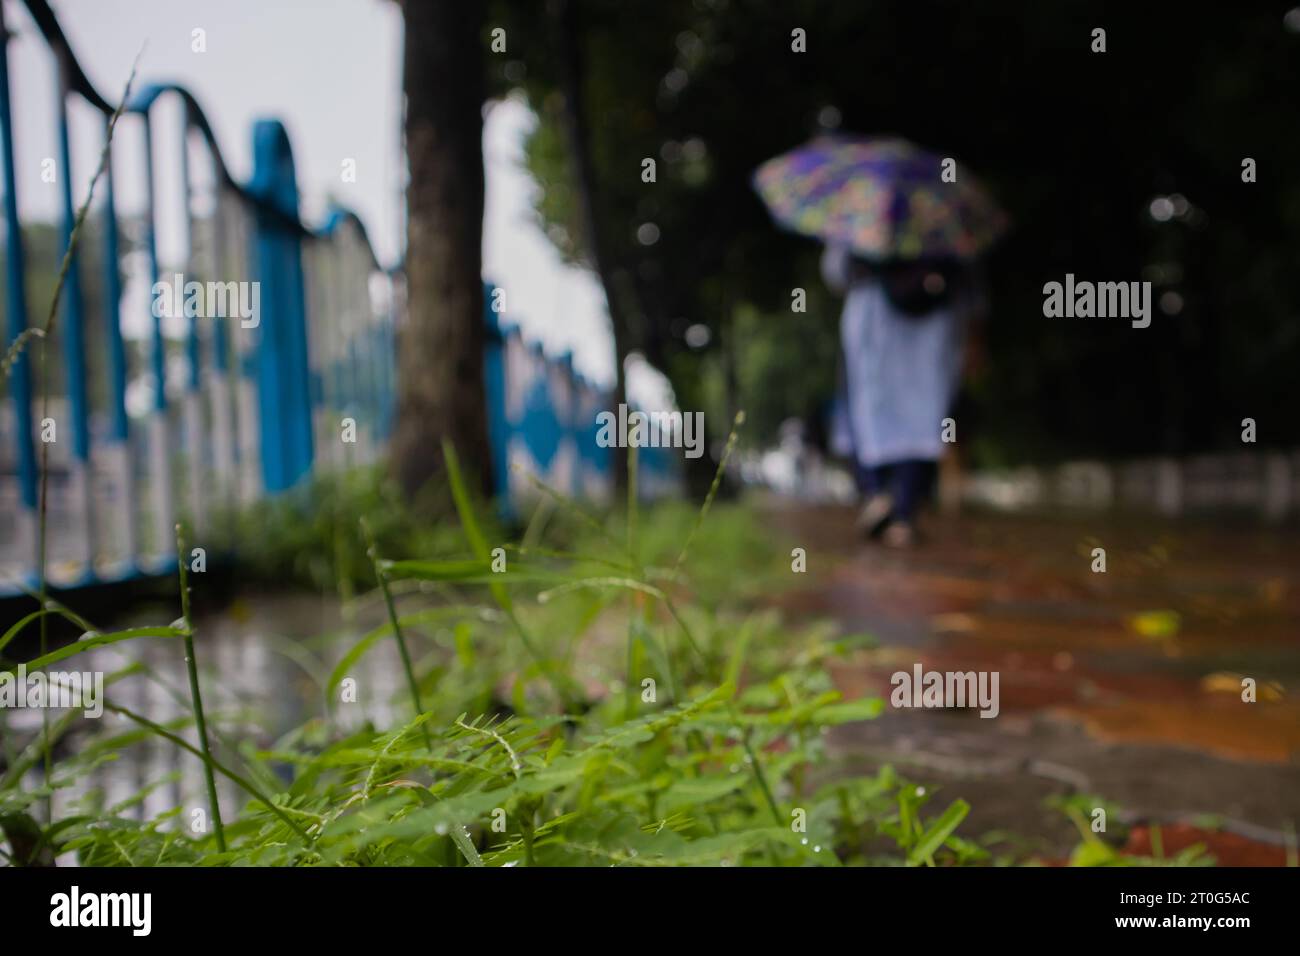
822, 245, 971, 467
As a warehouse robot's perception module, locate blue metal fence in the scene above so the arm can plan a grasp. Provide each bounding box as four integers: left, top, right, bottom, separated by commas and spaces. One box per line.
0, 0, 676, 598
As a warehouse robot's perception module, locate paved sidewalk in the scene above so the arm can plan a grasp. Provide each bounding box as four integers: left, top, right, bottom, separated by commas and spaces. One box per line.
766, 501, 1300, 863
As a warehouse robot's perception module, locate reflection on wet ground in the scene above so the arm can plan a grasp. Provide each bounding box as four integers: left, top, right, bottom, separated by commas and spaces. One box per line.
5, 592, 402, 864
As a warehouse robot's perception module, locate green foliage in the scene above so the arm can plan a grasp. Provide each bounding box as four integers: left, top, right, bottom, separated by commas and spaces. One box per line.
1050, 793, 1214, 868
227, 466, 473, 593
678, 302, 841, 451
0, 444, 980, 867
494, 0, 1300, 458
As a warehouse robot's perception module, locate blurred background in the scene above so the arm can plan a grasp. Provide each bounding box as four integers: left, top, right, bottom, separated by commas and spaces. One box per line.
6, 2, 1300, 492
1, 0, 1298, 865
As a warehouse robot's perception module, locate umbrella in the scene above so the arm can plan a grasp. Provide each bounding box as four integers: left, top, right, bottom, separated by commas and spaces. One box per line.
752, 135, 1007, 261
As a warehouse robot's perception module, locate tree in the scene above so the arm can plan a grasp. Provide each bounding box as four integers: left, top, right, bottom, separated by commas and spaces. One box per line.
503, 0, 1300, 464
391, 0, 492, 501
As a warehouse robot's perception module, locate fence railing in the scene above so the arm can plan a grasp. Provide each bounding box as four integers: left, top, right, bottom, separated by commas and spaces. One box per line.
0, 0, 677, 597
957, 452, 1300, 519
484, 296, 681, 514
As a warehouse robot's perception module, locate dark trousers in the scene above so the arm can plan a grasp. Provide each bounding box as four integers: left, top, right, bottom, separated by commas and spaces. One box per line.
853, 459, 937, 522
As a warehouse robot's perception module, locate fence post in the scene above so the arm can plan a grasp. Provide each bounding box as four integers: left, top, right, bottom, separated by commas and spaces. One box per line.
179, 103, 207, 535
248, 119, 313, 493
1261, 453, 1291, 522
139, 112, 175, 560
55, 52, 95, 576
482, 281, 511, 512
99, 118, 137, 567
1155, 457, 1183, 517
209, 195, 237, 512
558, 351, 577, 496
380, 274, 398, 441
0, 4, 37, 581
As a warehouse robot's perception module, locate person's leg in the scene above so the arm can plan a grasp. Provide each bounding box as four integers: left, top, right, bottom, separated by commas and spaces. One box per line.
882, 463, 919, 547
852, 460, 874, 496
891, 459, 937, 523
856, 463, 895, 537
918, 460, 938, 510
865, 463, 893, 496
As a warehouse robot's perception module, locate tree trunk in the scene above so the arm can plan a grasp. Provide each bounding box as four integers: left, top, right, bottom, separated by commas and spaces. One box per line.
391, 0, 492, 501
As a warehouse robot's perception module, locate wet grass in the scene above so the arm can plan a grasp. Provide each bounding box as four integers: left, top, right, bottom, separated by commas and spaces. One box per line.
0, 434, 987, 866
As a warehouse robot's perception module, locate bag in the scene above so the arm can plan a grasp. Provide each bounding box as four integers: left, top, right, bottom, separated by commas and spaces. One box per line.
881, 262, 957, 318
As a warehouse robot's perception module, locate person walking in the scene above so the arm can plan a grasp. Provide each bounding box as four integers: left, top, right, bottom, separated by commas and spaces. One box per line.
822, 246, 983, 545
753, 134, 1005, 544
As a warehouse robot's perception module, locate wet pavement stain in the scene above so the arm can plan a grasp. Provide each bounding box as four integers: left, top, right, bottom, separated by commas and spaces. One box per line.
763, 500, 1300, 861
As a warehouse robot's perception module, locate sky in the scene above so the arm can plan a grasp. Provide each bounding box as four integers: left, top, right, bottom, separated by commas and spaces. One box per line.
3, 0, 670, 397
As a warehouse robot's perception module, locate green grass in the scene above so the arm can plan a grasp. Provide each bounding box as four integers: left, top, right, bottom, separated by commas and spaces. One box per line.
0, 434, 988, 867
1, 441, 1220, 867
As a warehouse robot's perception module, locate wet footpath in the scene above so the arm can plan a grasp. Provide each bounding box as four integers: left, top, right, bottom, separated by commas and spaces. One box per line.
767, 501, 1300, 865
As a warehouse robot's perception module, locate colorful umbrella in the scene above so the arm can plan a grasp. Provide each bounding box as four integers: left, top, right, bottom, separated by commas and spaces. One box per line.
752, 135, 1007, 261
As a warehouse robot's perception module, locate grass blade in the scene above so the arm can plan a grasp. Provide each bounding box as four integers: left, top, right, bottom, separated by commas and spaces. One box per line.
176, 524, 226, 852
3, 625, 187, 674
443, 440, 577, 709
908, 799, 970, 867
361, 518, 429, 741
670, 410, 744, 580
